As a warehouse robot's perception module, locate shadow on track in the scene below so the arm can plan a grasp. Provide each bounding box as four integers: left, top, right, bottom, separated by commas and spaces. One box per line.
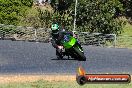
51, 58, 77, 61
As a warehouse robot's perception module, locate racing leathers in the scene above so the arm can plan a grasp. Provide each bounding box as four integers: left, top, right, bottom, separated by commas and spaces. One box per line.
51, 29, 73, 58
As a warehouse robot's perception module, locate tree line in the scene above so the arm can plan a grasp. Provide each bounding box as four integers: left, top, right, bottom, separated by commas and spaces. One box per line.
0, 0, 132, 34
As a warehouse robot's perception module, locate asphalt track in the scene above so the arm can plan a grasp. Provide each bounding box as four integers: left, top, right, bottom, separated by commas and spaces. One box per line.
0, 40, 132, 75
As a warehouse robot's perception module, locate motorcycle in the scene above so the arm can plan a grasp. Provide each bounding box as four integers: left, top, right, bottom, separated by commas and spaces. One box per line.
56, 33, 86, 61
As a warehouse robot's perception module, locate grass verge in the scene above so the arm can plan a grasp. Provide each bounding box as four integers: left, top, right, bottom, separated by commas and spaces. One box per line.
0, 75, 131, 88
116, 22, 132, 48
0, 80, 131, 88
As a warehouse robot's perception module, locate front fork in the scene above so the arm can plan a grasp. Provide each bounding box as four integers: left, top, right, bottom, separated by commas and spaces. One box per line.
75, 41, 84, 53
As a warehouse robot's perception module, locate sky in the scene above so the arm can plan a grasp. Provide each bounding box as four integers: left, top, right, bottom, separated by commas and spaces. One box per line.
38, 0, 50, 3
38, 0, 42, 3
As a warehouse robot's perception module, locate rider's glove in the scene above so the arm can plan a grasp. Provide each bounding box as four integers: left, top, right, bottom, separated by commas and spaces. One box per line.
58, 46, 63, 49
73, 34, 77, 38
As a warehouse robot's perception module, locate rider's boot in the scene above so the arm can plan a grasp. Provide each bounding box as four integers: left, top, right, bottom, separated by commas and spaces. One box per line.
56, 49, 63, 59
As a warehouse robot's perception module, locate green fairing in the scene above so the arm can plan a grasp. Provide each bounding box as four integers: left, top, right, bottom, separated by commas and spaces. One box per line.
62, 36, 77, 49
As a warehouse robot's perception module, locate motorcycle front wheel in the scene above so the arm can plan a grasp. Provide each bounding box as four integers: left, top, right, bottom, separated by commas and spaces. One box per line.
73, 46, 86, 61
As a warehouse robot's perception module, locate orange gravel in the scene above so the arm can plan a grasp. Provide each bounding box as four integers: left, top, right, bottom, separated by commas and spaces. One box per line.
0, 75, 76, 84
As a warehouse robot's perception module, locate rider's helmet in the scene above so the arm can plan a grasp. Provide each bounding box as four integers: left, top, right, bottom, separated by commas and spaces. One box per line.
51, 23, 59, 34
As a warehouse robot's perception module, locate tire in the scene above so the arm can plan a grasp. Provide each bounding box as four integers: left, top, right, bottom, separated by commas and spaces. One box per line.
73, 46, 86, 61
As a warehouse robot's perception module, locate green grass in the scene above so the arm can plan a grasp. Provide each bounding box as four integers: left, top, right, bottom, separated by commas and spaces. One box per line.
116, 22, 132, 48
0, 80, 132, 88
121, 22, 132, 36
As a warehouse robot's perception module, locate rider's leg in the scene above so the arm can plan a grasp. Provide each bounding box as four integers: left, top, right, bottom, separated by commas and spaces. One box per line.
56, 48, 63, 59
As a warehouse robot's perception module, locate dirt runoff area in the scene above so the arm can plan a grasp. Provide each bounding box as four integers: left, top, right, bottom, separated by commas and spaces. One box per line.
0, 74, 76, 84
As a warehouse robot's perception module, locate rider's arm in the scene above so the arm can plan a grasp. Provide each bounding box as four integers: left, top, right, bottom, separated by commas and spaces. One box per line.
63, 30, 73, 36
51, 37, 59, 49
51, 34, 62, 48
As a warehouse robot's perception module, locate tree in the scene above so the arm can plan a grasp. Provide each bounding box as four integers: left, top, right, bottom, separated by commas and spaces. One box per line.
50, 0, 124, 34
49, 0, 74, 30
70, 0, 124, 34
0, 0, 33, 25
37, 8, 52, 28
120, 0, 132, 22
50, 0, 73, 13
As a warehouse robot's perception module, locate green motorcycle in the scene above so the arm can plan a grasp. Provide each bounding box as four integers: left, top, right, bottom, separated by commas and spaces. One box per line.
57, 33, 86, 61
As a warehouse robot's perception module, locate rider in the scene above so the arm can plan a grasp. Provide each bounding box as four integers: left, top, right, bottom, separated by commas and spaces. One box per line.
51, 23, 73, 59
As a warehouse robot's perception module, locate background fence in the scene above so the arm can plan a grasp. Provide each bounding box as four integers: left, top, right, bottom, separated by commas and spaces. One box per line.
0, 24, 51, 42
77, 32, 116, 47
0, 24, 132, 48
